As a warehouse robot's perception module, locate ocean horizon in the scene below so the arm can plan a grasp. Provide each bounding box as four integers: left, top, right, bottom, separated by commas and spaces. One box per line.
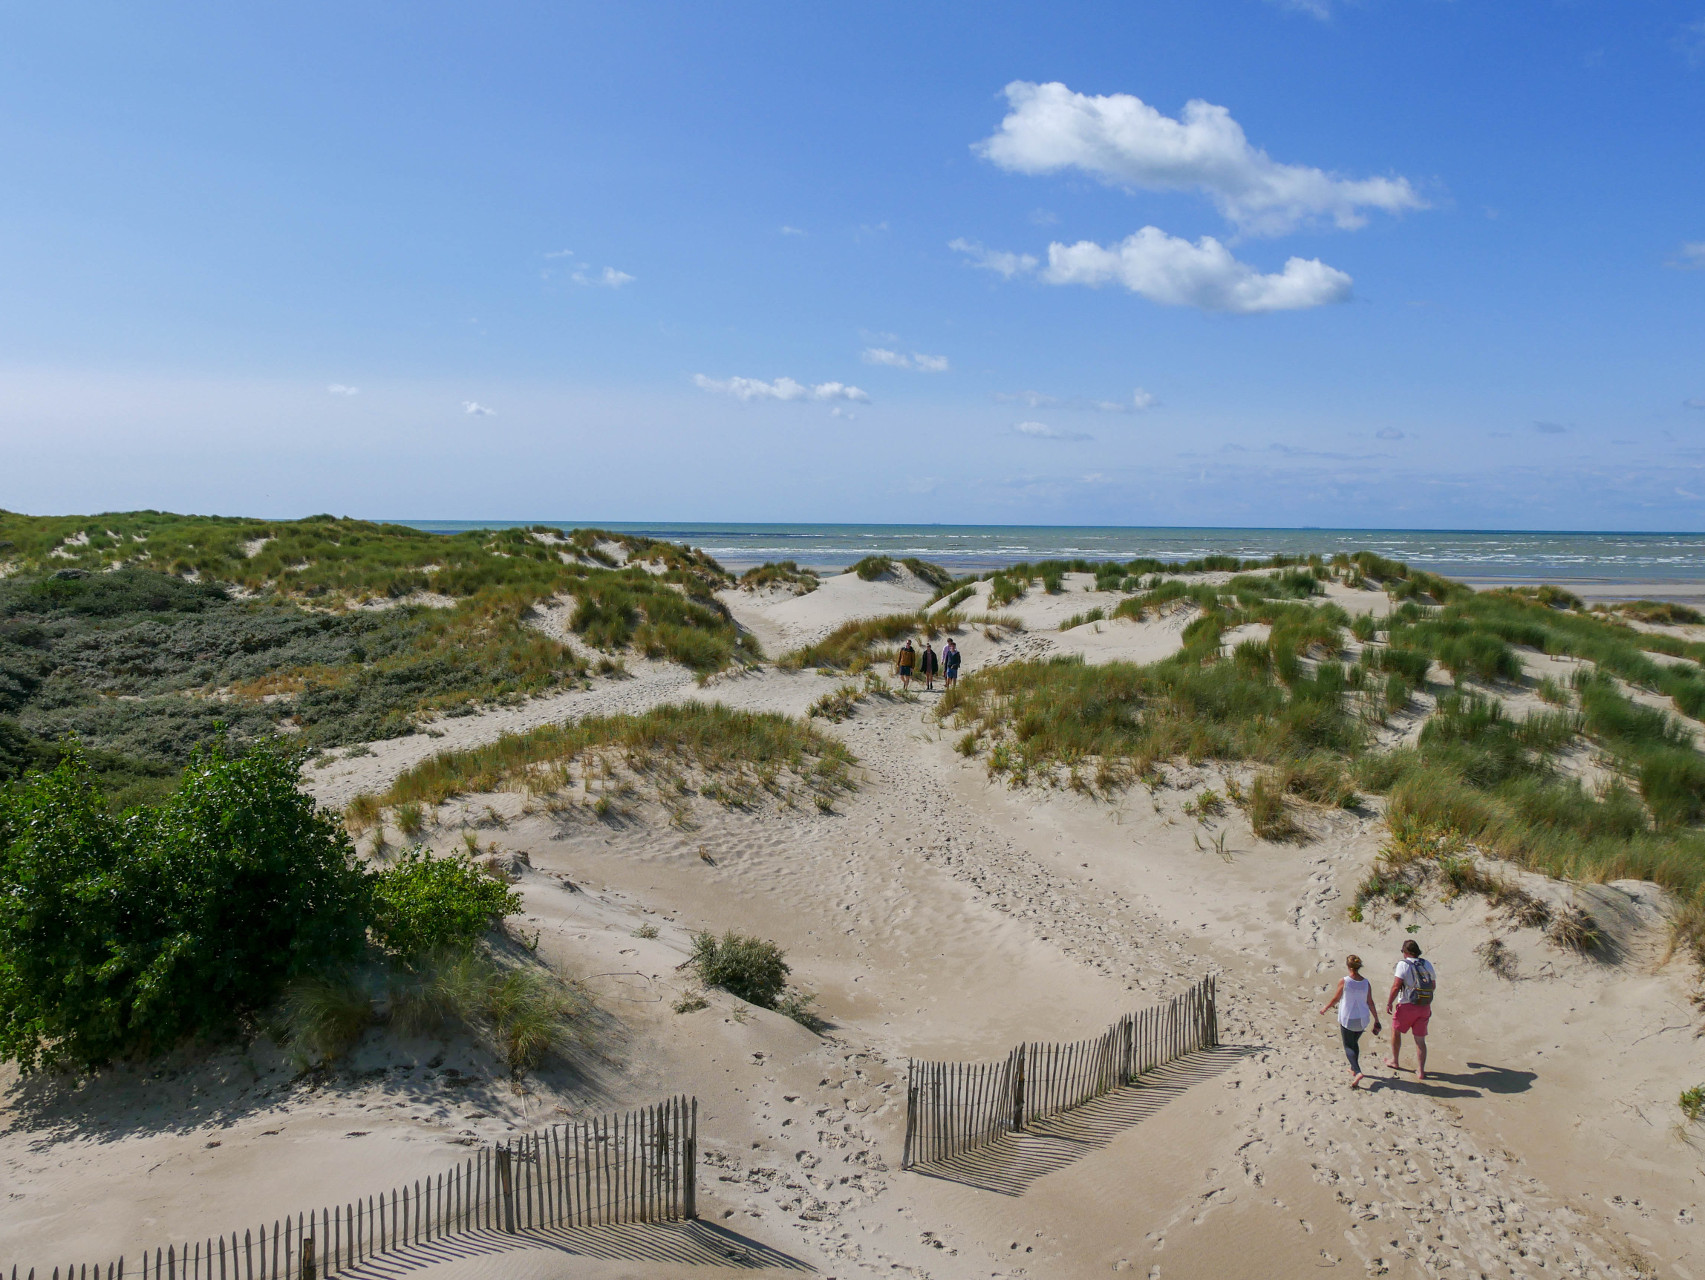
391, 521, 1705, 586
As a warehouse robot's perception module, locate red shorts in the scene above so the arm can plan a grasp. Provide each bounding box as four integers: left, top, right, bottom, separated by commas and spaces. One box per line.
1394, 1003, 1431, 1036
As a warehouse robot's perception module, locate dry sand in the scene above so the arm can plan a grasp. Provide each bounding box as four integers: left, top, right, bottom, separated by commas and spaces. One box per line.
4, 571, 1703, 1279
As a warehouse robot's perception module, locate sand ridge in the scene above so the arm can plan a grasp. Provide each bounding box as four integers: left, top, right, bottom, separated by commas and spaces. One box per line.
3, 570, 1702, 1278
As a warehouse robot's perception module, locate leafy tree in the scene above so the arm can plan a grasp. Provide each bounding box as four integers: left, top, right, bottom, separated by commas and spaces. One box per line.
0, 745, 370, 1071
370, 849, 520, 959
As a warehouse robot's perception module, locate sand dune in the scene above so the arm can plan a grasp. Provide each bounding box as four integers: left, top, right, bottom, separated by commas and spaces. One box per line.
4, 570, 1702, 1279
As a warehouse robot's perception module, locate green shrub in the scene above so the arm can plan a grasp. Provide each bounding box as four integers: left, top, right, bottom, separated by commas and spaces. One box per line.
370, 848, 521, 959
689, 930, 790, 1008
0, 744, 371, 1071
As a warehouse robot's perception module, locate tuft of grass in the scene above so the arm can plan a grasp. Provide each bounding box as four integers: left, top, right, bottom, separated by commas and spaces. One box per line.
1475, 936, 1518, 979
900, 558, 955, 590
1244, 772, 1303, 842
938, 584, 977, 611
345, 792, 382, 832
1610, 600, 1704, 626
389, 947, 591, 1075
1351, 613, 1378, 642
395, 801, 426, 838
1545, 904, 1602, 954
850, 555, 894, 581
738, 561, 819, 595
1181, 788, 1225, 820
1061, 607, 1105, 631
380, 702, 856, 809
779, 610, 962, 671
689, 930, 789, 1007
278, 974, 375, 1064
988, 573, 1026, 608
1680, 1084, 1705, 1123
808, 683, 865, 723
1536, 676, 1571, 706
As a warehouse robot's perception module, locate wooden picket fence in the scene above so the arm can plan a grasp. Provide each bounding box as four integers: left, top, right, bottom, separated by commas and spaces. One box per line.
6, 1096, 696, 1280
902, 976, 1217, 1169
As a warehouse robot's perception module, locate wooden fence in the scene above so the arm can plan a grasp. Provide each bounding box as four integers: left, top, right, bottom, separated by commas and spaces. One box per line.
902, 976, 1217, 1169
6, 1096, 696, 1280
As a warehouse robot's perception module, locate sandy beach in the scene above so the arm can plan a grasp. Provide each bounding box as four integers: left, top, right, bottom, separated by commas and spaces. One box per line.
4, 568, 1703, 1280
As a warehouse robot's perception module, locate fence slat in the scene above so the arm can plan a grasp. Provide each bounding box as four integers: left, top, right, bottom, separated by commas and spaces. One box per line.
902, 977, 1218, 1168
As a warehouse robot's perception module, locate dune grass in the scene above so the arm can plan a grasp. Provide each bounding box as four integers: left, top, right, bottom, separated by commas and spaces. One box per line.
778, 610, 967, 671
376, 702, 856, 811
738, 561, 819, 594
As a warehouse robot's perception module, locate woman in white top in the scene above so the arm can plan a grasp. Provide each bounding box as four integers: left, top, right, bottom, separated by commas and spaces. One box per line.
1319, 955, 1381, 1088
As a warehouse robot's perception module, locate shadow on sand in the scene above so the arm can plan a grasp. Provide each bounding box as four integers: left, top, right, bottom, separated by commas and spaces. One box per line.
332, 1219, 813, 1276
908, 1045, 1257, 1197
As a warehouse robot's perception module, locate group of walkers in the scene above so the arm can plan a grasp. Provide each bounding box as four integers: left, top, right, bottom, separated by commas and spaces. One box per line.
1319, 939, 1436, 1088
894, 637, 960, 692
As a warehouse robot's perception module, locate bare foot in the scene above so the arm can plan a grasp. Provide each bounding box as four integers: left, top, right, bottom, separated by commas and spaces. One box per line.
1351, 1073, 1364, 1089
1385, 1058, 1403, 1071
1416, 1068, 1426, 1081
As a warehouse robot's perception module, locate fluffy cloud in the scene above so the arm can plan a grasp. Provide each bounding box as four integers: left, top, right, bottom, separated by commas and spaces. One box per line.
1669, 242, 1705, 270
1040, 227, 1352, 312
997, 388, 1157, 412
862, 347, 951, 372
948, 238, 1038, 278
541, 250, 634, 287
975, 81, 1424, 236
326, 384, 359, 396
693, 374, 869, 403
1014, 420, 1093, 442
462, 401, 496, 416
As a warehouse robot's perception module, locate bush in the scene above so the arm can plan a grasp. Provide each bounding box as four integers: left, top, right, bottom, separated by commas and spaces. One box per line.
0, 744, 371, 1071
370, 848, 521, 959
689, 930, 790, 1008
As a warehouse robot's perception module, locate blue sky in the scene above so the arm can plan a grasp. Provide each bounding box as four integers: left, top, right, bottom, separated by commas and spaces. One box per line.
3, 1, 1704, 529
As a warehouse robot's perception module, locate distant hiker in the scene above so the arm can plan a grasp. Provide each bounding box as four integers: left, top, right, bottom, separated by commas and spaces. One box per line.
1319, 954, 1381, 1089
942, 639, 961, 689
1386, 939, 1437, 1080
896, 639, 917, 690
919, 642, 940, 691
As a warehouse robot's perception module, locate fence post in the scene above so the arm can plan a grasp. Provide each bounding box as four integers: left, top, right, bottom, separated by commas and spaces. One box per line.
296, 1238, 313, 1280
1011, 1045, 1027, 1133
495, 1147, 515, 1233
683, 1098, 698, 1220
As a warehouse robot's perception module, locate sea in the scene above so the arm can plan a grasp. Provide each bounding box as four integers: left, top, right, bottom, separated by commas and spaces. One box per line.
394, 523, 1705, 593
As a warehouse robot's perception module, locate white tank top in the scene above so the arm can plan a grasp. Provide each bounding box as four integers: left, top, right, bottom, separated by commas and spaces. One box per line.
1338, 975, 1373, 1031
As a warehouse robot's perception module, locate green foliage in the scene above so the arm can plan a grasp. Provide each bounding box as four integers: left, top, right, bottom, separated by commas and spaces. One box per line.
370, 849, 521, 959
1350, 613, 1378, 642
1681, 1084, 1705, 1123
938, 584, 977, 611
808, 683, 865, 723
1060, 607, 1105, 630
900, 558, 955, 590
988, 573, 1025, 607
1608, 600, 1703, 626
850, 555, 894, 581
0, 744, 370, 1071
779, 610, 963, 671
386, 947, 591, 1075
689, 930, 791, 1008
380, 702, 857, 808
738, 561, 819, 595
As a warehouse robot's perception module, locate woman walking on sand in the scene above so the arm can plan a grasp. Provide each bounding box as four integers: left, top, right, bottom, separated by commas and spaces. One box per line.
919, 642, 940, 691
942, 638, 961, 689
896, 639, 916, 690
1320, 955, 1381, 1088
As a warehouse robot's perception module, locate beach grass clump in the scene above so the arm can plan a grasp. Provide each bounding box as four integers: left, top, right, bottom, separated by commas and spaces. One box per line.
850, 555, 894, 581
688, 930, 823, 1032
939, 584, 978, 611
1606, 600, 1705, 626
900, 557, 956, 590
1061, 607, 1106, 631
376, 702, 856, 811
779, 610, 964, 671
988, 573, 1026, 608
738, 561, 819, 595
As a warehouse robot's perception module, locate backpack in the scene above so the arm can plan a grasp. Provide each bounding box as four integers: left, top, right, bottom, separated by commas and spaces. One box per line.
1402, 958, 1436, 1006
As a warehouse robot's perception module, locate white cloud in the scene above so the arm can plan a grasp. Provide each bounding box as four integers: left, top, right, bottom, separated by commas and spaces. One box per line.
996, 390, 1057, 408
693, 374, 869, 403
1040, 227, 1352, 312
326, 384, 359, 396
975, 81, 1424, 236
1669, 242, 1705, 270
544, 249, 575, 260
1086, 389, 1157, 413
462, 401, 496, 416
1271, 0, 1334, 17
1014, 420, 1093, 442
780, 225, 808, 236
577, 265, 634, 288
948, 237, 1039, 278
862, 347, 951, 372
1376, 426, 1405, 440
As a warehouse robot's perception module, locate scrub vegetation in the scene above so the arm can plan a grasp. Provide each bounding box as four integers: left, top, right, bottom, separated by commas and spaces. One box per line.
941, 553, 1705, 957
0, 512, 757, 798
0, 742, 572, 1074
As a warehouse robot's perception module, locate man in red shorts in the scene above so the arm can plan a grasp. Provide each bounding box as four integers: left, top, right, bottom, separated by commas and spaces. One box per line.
1385, 939, 1436, 1080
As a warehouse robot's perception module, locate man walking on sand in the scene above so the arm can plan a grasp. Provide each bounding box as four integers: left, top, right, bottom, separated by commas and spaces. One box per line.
896, 639, 916, 691
942, 638, 961, 689
919, 641, 940, 691
1385, 939, 1436, 1080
